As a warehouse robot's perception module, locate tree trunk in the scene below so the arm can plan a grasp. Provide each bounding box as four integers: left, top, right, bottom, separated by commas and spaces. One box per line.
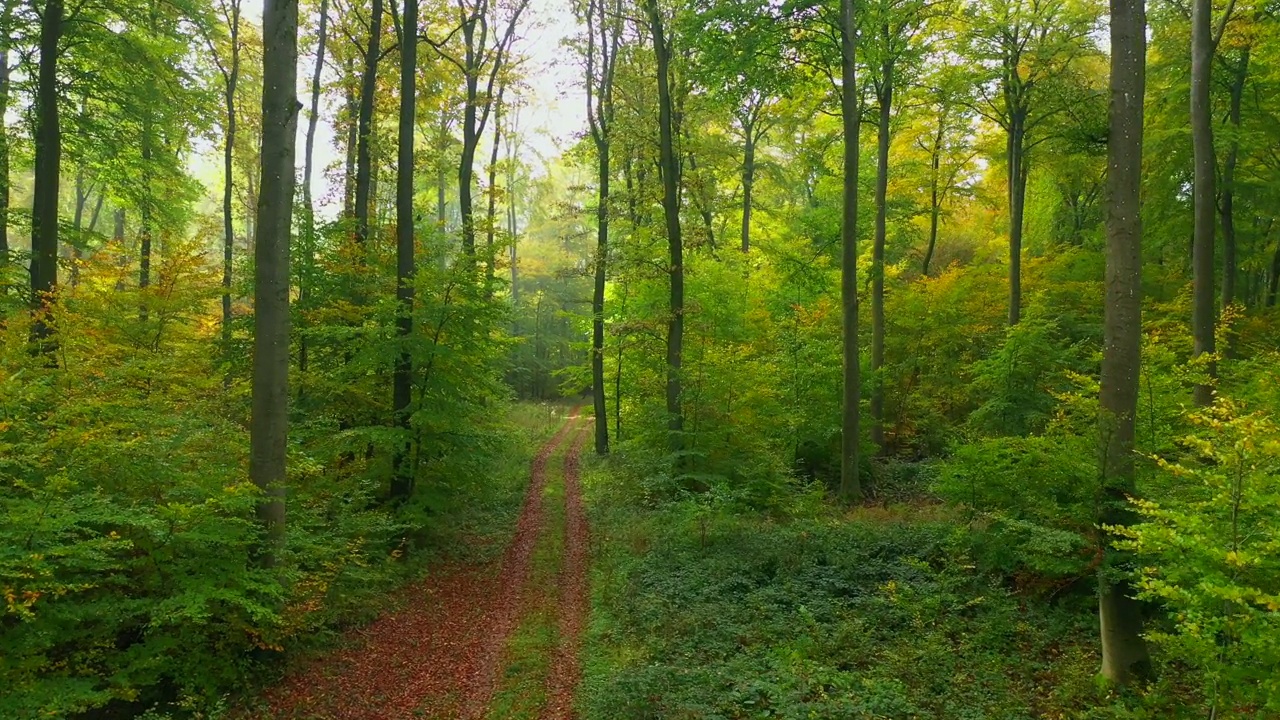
88, 191, 104, 235
1007, 113, 1027, 326
459, 40, 479, 257
139, 2, 157, 300
70, 165, 87, 287
923, 115, 944, 277
593, 141, 610, 455
646, 0, 684, 459
437, 108, 449, 230
871, 61, 892, 454
355, 0, 382, 244
507, 127, 518, 304
1190, 0, 1216, 406
0, 24, 11, 266
113, 209, 126, 291
741, 130, 755, 253
343, 57, 357, 218
485, 87, 505, 293
1219, 45, 1247, 356
222, 0, 242, 351
30, 0, 63, 348
300, 0, 329, 384
250, 0, 299, 563
839, 0, 861, 500
391, 0, 418, 500
1098, 0, 1152, 684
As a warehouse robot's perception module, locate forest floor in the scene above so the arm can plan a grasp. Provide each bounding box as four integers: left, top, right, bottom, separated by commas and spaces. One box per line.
249, 409, 591, 720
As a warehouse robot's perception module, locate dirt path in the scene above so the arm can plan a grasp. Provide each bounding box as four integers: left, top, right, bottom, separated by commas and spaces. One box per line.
254, 412, 589, 720
542, 427, 590, 720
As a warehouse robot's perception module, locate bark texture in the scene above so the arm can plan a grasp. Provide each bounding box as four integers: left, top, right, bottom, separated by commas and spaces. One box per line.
1098, 0, 1152, 685
392, 0, 418, 500
1190, 0, 1218, 406
250, 0, 299, 561
839, 0, 862, 499
646, 0, 685, 459
31, 0, 64, 348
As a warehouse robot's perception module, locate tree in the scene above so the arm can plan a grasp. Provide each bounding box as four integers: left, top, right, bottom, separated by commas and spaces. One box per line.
840, 0, 862, 499
914, 72, 975, 276
201, 0, 243, 349
250, 0, 299, 561
425, 0, 530, 260
354, 0, 383, 247
962, 0, 1098, 325
299, 0, 329, 384
30, 0, 63, 349
391, 0, 417, 500
865, 0, 933, 452
0, 1, 13, 268
644, 0, 686, 459
578, 0, 622, 455
1189, 0, 1235, 404
1097, 0, 1152, 685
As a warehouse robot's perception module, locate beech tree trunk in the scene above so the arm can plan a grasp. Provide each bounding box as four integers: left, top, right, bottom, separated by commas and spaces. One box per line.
391, 0, 418, 500
343, 58, 357, 218
1219, 45, 1247, 356
221, 0, 241, 350
646, 0, 684, 459
592, 143, 609, 455
485, 88, 505, 293
0, 19, 11, 265
871, 60, 892, 454
585, 0, 618, 456
355, 0, 382, 245
1007, 113, 1027, 326
507, 128, 518, 304
437, 109, 449, 230
839, 0, 861, 499
299, 0, 329, 383
458, 18, 480, 257
1098, 0, 1152, 685
1190, 0, 1217, 406
741, 132, 755, 253
250, 0, 299, 563
30, 0, 63, 348
923, 116, 944, 277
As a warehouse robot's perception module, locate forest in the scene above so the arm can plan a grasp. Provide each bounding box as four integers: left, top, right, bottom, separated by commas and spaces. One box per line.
1, 0, 1279, 716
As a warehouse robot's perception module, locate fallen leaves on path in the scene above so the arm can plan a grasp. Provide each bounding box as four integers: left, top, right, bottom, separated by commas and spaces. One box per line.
543, 427, 590, 720
253, 414, 582, 720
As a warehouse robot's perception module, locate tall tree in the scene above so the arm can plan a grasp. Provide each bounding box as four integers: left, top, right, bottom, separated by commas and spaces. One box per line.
963, 0, 1096, 325
391, 0, 418, 500
915, 75, 974, 276
0, 2, 13, 268
204, 0, 242, 349
250, 0, 299, 562
354, 0, 383, 246
31, 0, 64, 348
865, 0, 930, 452
1189, 0, 1236, 401
1097, 0, 1152, 684
840, 0, 862, 499
484, 84, 506, 292
425, 0, 530, 260
299, 0, 330, 383
580, 0, 621, 455
645, 0, 685, 458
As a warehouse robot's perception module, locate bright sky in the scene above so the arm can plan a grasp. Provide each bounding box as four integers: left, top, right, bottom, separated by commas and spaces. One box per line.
227, 0, 586, 217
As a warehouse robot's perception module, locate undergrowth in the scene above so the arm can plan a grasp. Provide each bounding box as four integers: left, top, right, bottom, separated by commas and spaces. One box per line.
578, 460, 1177, 720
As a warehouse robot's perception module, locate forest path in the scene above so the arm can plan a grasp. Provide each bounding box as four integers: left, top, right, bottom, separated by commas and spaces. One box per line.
254, 409, 591, 720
